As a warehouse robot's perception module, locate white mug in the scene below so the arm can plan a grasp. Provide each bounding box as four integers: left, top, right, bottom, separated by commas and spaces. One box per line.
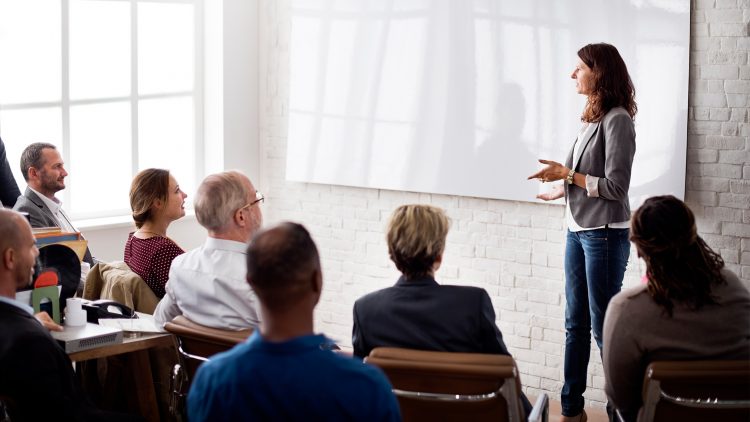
65, 298, 87, 327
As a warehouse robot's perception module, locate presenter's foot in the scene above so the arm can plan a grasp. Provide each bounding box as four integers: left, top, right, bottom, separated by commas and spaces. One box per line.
559, 409, 587, 422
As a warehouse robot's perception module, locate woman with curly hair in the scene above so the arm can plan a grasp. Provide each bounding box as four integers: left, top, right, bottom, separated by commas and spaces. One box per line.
528, 43, 637, 422
602, 195, 750, 421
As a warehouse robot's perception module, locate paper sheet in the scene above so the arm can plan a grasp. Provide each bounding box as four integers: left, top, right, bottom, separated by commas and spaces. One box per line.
99, 316, 161, 333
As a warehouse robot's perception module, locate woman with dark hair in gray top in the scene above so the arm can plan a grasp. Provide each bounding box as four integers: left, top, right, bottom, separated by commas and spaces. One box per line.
603, 195, 750, 421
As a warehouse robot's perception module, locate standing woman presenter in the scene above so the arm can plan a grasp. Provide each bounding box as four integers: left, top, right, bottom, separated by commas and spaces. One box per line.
528, 43, 637, 422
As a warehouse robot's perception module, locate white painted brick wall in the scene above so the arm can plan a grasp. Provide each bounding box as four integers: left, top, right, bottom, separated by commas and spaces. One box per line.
258, 0, 749, 410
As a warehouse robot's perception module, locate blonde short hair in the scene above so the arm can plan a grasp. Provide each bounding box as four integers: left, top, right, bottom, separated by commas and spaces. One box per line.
194, 171, 252, 231
386, 204, 450, 279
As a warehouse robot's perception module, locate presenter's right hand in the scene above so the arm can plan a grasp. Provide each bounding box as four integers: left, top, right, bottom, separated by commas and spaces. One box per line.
536, 185, 564, 201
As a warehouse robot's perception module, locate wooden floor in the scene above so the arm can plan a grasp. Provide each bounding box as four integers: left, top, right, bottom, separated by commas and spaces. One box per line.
542, 397, 609, 422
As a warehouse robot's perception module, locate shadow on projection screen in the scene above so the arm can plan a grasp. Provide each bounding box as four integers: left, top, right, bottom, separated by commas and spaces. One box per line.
285, 0, 689, 207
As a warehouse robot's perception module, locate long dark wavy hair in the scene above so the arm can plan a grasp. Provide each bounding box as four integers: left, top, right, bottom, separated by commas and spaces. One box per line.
578, 43, 637, 122
629, 195, 725, 316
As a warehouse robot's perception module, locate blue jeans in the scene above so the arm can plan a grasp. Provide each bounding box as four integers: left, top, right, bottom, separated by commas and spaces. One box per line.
561, 228, 630, 417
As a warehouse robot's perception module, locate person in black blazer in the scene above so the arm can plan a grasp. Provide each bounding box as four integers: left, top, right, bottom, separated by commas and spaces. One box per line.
352, 204, 531, 413
0, 209, 137, 421
0, 137, 21, 207
353, 274, 509, 356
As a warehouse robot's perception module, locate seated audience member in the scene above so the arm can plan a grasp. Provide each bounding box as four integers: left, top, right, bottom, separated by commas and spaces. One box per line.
153, 171, 263, 330
352, 204, 532, 414
0, 209, 136, 421
124, 168, 186, 298
188, 223, 400, 422
13, 142, 94, 266
0, 137, 20, 207
603, 195, 750, 421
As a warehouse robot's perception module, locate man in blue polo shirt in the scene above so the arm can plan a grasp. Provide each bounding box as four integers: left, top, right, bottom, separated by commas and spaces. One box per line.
187, 222, 400, 421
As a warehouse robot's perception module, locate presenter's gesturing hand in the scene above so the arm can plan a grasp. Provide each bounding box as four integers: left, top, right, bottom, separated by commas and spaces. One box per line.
527, 159, 569, 183
528, 159, 571, 201
536, 185, 564, 201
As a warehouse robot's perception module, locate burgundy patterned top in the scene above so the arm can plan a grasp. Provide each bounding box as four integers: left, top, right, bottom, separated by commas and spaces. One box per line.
124, 233, 184, 298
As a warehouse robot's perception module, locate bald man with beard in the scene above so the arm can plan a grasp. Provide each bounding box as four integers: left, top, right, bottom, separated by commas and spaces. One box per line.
0, 209, 138, 421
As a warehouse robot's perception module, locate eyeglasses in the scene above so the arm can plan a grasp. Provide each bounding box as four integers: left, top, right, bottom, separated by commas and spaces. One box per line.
239, 190, 264, 211
252, 190, 264, 206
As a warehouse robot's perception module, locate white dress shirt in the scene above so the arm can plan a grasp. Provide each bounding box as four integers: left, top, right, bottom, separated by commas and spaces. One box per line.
153, 237, 260, 331
28, 187, 77, 233
0, 295, 34, 316
28, 188, 91, 282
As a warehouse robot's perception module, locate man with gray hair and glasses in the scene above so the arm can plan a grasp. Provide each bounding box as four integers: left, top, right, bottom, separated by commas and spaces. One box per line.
153, 170, 264, 330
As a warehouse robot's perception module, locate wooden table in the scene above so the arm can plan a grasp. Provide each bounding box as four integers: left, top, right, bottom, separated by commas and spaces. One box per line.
68, 332, 173, 361
69, 333, 174, 422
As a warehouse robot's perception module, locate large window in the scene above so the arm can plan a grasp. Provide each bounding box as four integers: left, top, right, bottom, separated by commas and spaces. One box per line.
0, 0, 202, 219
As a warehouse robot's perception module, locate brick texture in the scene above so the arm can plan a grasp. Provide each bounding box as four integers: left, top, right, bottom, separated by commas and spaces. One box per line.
258, 0, 749, 410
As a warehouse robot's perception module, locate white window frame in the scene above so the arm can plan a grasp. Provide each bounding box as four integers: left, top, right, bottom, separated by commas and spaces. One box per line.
0, 0, 204, 221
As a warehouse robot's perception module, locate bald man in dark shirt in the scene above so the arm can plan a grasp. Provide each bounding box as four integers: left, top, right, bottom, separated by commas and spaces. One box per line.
0, 209, 138, 421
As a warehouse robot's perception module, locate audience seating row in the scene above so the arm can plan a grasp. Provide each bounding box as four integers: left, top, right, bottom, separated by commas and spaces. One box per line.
81, 256, 750, 422
162, 313, 750, 422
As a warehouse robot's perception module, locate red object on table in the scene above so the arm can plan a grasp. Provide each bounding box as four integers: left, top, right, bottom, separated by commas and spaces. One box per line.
34, 269, 59, 288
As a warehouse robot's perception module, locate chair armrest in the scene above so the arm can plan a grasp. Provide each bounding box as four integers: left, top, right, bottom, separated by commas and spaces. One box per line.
527, 393, 549, 422
615, 408, 628, 422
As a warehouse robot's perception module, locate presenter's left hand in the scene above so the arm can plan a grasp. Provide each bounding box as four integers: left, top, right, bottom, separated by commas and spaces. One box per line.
527, 159, 569, 183
537, 185, 564, 201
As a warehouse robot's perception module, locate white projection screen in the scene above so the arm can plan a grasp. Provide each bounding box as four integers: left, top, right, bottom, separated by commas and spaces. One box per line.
286, 0, 690, 206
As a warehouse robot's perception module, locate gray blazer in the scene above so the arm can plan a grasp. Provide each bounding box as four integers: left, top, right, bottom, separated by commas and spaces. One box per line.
14, 187, 94, 265
564, 107, 635, 228
14, 187, 59, 228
